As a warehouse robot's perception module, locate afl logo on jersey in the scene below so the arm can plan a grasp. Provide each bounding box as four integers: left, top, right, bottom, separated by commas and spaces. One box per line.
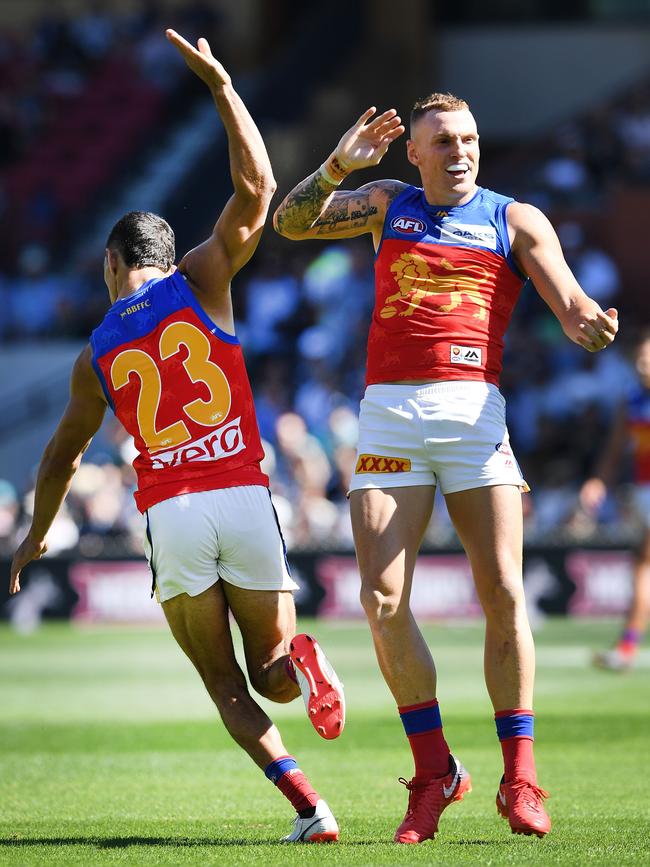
391, 216, 426, 235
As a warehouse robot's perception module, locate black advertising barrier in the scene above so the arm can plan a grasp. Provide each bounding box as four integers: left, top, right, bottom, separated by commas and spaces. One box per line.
0, 546, 636, 624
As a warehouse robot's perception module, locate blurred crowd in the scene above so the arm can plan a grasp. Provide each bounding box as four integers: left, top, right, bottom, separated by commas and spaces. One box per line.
0, 233, 647, 558
2, 6, 650, 556
0, 0, 222, 315
490, 77, 650, 210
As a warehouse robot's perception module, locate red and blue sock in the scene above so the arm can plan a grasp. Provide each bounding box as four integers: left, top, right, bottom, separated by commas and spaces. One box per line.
618, 628, 642, 656
284, 657, 298, 683
264, 755, 319, 817
495, 708, 536, 783
398, 699, 450, 779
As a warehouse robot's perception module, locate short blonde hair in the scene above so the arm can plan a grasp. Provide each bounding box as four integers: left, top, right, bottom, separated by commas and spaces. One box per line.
410, 92, 470, 130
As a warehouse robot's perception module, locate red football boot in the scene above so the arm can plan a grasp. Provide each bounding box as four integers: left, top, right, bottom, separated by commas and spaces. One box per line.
496, 775, 551, 837
394, 755, 472, 844
289, 634, 345, 740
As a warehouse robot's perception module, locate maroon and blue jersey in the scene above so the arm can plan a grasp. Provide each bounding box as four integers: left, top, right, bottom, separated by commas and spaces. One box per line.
627, 386, 650, 483
368, 185, 526, 385
90, 270, 267, 512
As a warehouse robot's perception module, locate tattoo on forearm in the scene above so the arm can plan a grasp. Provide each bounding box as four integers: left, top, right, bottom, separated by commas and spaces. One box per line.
274, 172, 337, 236
275, 177, 406, 236
315, 195, 377, 234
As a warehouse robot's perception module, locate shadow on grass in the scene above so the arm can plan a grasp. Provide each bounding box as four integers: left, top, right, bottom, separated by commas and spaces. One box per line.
2, 838, 279, 848
0, 835, 519, 848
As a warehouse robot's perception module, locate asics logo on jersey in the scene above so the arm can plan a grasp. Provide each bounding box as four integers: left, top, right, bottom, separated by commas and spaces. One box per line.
382, 253, 488, 320
391, 216, 426, 234
355, 454, 412, 474
150, 417, 245, 470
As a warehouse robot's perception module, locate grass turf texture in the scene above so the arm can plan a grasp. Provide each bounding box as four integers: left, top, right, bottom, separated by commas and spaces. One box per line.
1, 618, 648, 865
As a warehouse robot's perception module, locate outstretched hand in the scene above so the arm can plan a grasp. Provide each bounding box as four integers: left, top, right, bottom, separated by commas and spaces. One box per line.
10, 535, 47, 595
575, 306, 619, 353
166, 29, 231, 90
334, 107, 405, 171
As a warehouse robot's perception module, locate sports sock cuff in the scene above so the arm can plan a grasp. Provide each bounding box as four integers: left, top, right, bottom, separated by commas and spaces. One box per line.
399, 699, 442, 736
264, 755, 298, 784
398, 698, 439, 714
495, 708, 534, 718
284, 657, 298, 683
495, 711, 534, 741
621, 628, 642, 645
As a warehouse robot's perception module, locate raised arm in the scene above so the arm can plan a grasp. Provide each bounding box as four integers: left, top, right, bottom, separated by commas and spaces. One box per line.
273, 107, 407, 249
166, 29, 276, 304
509, 202, 619, 352
10, 346, 107, 594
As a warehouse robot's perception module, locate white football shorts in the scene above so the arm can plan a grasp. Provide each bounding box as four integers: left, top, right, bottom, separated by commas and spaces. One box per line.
143, 485, 298, 603
349, 381, 529, 495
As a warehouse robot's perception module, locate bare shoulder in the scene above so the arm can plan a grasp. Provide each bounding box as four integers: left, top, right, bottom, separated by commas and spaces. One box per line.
507, 201, 554, 238
178, 240, 231, 299
364, 178, 409, 207
72, 344, 107, 403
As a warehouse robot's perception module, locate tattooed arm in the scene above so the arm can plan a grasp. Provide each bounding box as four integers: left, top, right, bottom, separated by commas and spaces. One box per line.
273, 177, 407, 247
273, 106, 406, 249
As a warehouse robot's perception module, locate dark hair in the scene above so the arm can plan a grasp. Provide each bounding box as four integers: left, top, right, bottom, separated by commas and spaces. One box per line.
106, 211, 175, 271
410, 92, 470, 130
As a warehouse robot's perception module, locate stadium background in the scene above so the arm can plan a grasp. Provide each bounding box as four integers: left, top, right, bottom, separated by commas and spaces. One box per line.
1, 0, 650, 626
1, 2, 650, 864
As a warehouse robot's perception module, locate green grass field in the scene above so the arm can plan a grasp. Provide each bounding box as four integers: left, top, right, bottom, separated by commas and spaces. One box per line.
1, 618, 649, 865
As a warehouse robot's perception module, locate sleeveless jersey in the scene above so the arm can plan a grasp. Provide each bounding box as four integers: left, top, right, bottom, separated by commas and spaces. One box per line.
627, 386, 650, 483
368, 185, 526, 386
90, 271, 268, 512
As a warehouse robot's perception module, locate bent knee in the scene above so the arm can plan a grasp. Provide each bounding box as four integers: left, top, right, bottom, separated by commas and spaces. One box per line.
246, 657, 299, 704
249, 673, 297, 704
203, 672, 250, 709
360, 584, 405, 625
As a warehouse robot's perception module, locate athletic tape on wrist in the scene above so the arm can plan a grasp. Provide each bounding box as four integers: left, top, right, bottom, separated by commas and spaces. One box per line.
319, 154, 350, 186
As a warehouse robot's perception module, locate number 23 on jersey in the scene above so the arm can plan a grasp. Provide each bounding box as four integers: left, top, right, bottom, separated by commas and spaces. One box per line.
110, 321, 232, 454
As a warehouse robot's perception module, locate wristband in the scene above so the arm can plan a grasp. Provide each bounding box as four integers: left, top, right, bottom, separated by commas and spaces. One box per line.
319, 153, 350, 186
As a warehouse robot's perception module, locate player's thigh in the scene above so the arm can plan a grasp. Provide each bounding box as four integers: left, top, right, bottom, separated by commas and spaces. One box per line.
445, 484, 523, 601
222, 582, 296, 672
349, 384, 436, 494
145, 492, 221, 603
350, 485, 435, 602
429, 383, 528, 495
162, 582, 242, 686
216, 486, 298, 593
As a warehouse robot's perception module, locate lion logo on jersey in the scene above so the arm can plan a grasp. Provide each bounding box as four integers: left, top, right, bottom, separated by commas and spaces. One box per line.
381, 253, 488, 320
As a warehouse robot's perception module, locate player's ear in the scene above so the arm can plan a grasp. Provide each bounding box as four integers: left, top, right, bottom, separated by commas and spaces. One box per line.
105, 248, 119, 276
406, 139, 419, 167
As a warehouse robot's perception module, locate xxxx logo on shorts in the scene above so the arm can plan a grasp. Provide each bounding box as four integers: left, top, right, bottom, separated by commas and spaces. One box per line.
355, 454, 412, 474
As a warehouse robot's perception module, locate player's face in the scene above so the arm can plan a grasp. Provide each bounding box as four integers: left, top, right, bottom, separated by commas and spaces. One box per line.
636, 338, 650, 387
407, 109, 480, 205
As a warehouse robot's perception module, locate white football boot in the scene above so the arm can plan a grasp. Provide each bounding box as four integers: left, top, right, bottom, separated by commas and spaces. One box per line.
281, 799, 339, 843
593, 647, 635, 671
